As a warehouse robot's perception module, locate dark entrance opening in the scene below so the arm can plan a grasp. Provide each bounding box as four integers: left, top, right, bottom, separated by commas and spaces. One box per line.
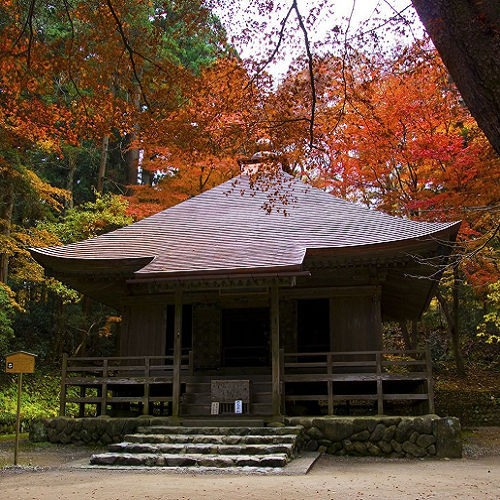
165, 304, 192, 356
222, 307, 270, 367
297, 299, 330, 352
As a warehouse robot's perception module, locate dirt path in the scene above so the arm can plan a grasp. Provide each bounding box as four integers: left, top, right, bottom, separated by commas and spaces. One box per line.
0, 455, 498, 500
0, 428, 499, 499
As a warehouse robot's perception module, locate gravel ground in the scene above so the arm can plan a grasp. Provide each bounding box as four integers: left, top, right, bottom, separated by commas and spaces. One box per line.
0, 427, 498, 499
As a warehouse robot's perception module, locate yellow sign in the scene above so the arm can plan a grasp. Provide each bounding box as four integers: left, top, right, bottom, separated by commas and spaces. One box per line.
5, 351, 36, 374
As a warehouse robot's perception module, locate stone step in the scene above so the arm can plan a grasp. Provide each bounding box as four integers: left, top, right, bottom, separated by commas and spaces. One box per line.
137, 426, 302, 436
108, 441, 294, 456
124, 433, 299, 445
180, 402, 273, 416
90, 452, 289, 468
181, 418, 265, 427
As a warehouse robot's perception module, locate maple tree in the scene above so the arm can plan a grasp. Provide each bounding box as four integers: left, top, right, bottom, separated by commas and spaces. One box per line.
266, 39, 499, 374
0, 0, 497, 381
0, 0, 239, 361
126, 56, 270, 217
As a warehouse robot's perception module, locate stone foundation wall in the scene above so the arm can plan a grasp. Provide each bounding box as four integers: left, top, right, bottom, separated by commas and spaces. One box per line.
285, 415, 462, 458
30, 416, 178, 446
31, 414, 462, 459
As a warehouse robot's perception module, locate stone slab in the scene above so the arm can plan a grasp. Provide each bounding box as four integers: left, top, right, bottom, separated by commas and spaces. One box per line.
79, 452, 320, 475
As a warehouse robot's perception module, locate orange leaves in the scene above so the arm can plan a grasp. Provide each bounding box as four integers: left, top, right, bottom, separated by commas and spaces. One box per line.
25, 171, 71, 212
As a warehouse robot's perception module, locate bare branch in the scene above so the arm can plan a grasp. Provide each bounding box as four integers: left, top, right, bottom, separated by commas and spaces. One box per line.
404, 222, 500, 281
245, 4, 295, 88
292, 0, 317, 149
105, 0, 151, 109
329, 0, 357, 136
345, 4, 413, 43
10, 0, 37, 65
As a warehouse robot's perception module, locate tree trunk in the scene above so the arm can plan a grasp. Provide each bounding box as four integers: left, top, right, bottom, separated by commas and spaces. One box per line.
66, 149, 77, 209
451, 267, 465, 375
399, 320, 418, 350
97, 135, 109, 193
435, 280, 466, 377
125, 131, 140, 185
411, 0, 500, 155
125, 82, 142, 186
0, 181, 14, 283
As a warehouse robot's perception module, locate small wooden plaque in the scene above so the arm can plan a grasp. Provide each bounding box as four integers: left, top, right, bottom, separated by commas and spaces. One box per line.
211, 380, 250, 402
5, 352, 36, 374
211, 402, 220, 415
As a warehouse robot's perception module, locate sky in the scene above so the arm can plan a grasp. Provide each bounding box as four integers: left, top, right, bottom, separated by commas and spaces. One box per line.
212, 0, 425, 80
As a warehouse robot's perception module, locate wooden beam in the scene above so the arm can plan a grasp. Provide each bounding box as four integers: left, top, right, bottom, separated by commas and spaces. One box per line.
172, 289, 182, 417
270, 285, 281, 416
281, 285, 380, 300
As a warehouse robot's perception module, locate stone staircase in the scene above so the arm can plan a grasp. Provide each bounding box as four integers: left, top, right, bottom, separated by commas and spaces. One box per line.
90, 424, 303, 469
180, 375, 273, 416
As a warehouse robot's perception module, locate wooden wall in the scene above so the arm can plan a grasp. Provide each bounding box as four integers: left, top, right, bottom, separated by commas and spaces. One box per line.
329, 291, 382, 352
192, 303, 221, 369
119, 286, 383, 360
120, 303, 167, 356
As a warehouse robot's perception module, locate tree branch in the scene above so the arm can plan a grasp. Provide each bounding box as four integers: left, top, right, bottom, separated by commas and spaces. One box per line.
246, 4, 294, 88
105, 0, 151, 109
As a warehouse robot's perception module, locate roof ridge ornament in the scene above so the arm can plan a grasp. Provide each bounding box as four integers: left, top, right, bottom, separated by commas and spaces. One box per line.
238, 138, 280, 176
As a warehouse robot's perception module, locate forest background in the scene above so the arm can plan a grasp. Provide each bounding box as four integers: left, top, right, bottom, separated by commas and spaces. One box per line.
0, 0, 498, 426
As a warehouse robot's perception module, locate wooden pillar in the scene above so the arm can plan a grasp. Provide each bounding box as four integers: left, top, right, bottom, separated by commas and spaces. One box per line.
172, 289, 183, 417
143, 357, 150, 415
376, 352, 384, 415
60, 353, 67, 416
425, 345, 435, 413
101, 359, 108, 416
270, 286, 281, 416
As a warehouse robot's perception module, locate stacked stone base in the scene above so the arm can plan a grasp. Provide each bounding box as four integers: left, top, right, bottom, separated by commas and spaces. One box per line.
286, 415, 462, 458
31, 414, 462, 459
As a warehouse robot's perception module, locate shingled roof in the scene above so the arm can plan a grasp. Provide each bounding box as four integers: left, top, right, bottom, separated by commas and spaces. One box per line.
31, 173, 460, 278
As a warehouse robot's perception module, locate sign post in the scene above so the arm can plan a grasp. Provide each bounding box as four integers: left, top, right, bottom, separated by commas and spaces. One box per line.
5, 351, 37, 466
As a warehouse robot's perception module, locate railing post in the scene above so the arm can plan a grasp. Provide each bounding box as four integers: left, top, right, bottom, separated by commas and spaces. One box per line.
143, 356, 150, 415
327, 353, 333, 415
270, 285, 281, 417
60, 353, 68, 416
376, 352, 383, 415
79, 386, 86, 418
172, 289, 183, 417
101, 358, 108, 416
188, 350, 194, 376
425, 345, 435, 413
279, 348, 285, 414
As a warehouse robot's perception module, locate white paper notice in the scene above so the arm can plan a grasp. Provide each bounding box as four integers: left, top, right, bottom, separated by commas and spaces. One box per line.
234, 400, 243, 414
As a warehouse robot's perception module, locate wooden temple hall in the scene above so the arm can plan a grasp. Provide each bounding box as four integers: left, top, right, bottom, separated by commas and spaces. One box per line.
31, 170, 460, 420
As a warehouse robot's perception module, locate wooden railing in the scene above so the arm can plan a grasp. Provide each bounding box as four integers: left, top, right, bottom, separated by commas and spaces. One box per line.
281, 348, 434, 415
60, 354, 191, 417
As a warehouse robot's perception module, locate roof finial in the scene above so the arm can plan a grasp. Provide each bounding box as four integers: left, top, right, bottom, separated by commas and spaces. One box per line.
238, 138, 279, 176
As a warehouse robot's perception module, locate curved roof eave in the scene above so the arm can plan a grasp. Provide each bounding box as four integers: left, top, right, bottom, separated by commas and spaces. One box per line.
303, 221, 462, 259
30, 221, 460, 280
29, 248, 155, 276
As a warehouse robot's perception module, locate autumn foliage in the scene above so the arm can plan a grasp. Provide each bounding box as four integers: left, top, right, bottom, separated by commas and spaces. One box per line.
0, 1, 498, 365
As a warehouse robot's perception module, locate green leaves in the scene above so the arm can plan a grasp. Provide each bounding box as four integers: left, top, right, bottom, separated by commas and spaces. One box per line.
0, 285, 15, 354
42, 192, 133, 244
477, 280, 500, 344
